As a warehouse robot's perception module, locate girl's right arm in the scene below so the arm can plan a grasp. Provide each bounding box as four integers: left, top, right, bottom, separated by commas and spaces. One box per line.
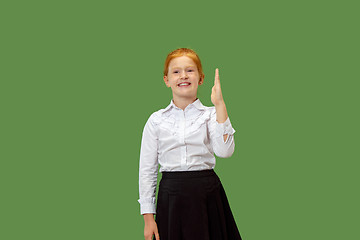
138, 113, 160, 239
138, 113, 159, 214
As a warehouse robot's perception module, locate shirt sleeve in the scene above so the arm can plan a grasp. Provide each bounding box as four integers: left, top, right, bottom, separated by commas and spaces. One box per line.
208, 108, 236, 158
138, 113, 159, 215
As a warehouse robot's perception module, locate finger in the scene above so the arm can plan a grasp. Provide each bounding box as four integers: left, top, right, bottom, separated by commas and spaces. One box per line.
155, 231, 160, 240
214, 68, 220, 86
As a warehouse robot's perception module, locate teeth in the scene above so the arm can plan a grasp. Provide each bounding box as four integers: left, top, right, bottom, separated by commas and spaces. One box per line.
179, 83, 190, 86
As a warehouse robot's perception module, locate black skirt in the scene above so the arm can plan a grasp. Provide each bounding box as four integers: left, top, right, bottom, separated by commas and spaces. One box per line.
154, 169, 242, 240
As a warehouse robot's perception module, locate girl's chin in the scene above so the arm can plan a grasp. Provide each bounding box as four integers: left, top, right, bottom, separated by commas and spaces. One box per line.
174, 93, 197, 98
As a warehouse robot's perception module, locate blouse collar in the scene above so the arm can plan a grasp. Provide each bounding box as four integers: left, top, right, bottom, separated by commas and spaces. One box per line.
164, 98, 206, 112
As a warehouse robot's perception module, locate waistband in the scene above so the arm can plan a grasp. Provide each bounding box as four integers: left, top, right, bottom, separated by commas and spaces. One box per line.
161, 169, 216, 179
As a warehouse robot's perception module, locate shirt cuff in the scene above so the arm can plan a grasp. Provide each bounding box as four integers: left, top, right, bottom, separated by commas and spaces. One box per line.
215, 117, 236, 137
138, 198, 156, 215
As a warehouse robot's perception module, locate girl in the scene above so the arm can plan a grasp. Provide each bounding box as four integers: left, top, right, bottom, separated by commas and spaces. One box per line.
138, 48, 242, 240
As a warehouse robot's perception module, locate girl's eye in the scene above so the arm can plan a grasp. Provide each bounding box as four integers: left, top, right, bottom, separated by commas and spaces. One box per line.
187, 70, 193, 72
174, 71, 179, 73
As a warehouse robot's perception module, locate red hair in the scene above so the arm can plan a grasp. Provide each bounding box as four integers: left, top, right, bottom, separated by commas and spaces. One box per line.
163, 48, 205, 81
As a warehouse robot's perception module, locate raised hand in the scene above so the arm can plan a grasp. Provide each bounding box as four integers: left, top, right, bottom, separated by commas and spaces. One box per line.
211, 68, 229, 130
211, 68, 225, 106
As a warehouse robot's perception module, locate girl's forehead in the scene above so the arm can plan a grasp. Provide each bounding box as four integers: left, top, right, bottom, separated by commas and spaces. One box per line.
169, 56, 196, 68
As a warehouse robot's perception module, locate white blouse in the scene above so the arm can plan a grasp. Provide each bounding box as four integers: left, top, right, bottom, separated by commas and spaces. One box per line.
138, 98, 236, 215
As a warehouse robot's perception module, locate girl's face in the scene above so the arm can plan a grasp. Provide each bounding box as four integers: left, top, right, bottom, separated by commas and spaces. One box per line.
163, 56, 203, 100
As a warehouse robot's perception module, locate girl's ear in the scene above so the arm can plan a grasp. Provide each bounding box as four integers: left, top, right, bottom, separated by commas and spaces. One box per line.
199, 74, 205, 85
163, 76, 170, 87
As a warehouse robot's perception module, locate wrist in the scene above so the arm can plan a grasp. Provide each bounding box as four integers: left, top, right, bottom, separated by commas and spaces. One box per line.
214, 101, 228, 123
143, 213, 155, 222
214, 100, 226, 108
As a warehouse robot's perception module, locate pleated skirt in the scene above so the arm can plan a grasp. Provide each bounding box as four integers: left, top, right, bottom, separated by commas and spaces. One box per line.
154, 169, 242, 240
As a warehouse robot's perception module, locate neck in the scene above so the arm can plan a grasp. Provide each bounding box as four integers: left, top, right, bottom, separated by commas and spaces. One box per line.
172, 96, 198, 110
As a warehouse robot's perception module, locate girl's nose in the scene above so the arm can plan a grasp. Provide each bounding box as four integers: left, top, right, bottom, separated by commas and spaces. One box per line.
180, 72, 188, 79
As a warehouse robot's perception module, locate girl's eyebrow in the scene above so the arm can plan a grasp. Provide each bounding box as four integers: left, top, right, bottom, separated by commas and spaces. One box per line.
171, 65, 196, 70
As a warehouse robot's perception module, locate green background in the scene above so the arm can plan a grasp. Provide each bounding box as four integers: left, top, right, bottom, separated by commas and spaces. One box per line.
1, 0, 358, 239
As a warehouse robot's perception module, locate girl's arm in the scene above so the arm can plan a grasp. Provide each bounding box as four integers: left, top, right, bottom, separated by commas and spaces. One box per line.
208, 108, 236, 158
211, 68, 231, 142
209, 68, 236, 157
139, 114, 160, 239
214, 101, 229, 142
138, 113, 159, 215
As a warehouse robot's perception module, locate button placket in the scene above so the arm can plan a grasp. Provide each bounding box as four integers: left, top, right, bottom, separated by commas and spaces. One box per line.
179, 111, 187, 168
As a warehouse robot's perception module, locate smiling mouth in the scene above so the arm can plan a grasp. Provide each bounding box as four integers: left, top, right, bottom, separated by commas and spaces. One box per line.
178, 82, 191, 87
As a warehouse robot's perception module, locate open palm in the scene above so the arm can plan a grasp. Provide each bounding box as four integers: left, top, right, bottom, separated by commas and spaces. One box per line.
211, 68, 224, 106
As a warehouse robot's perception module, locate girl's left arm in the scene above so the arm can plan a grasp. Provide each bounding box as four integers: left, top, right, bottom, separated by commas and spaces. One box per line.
211, 68, 230, 142
209, 68, 236, 158
214, 102, 229, 142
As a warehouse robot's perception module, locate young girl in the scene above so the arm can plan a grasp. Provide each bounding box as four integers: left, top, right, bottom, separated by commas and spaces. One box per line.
138, 48, 242, 240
